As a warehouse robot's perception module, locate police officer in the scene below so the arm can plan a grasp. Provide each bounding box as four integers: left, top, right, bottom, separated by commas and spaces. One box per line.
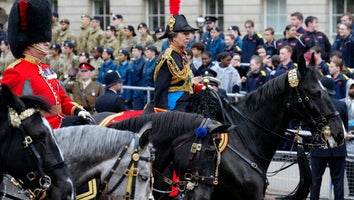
95, 70, 129, 113
154, 14, 198, 112
69, 63, 104, 114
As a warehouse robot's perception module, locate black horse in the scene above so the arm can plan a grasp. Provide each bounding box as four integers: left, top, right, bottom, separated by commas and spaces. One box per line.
191, 56, 344, 199
108, 111, 230, 200
0, 84, 75, 200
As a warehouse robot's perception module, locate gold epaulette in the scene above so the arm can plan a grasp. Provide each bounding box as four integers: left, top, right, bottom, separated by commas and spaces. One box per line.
260, 70, 266, 76
348, 68, 354, 73
5, 59, 22, 70
257, 33, 263, 38
236, 46, 241, 52
343, 73, 350, 80
154, 48, 173, 82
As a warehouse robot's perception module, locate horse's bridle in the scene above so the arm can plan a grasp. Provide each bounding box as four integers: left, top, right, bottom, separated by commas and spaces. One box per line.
99, 134, 152, 200
4, 107, 66, 200
286, 69, 340, 148
155, 118, 220, 196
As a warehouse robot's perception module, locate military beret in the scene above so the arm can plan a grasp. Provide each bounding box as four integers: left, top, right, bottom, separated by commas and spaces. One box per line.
146, 45, 158, 54
204, 16, 218, 24
63, 41, 74, 49
50, 43, 61, 50
52, 11, 58, 18
103, 47, 113, 55
138, 22, 147, 30
79, 62, 95, 71
60, 18, 70, 24
154, 26, 165, 34
112, 14, 123, 20
81, 14, 91, 19
119, 48, 130, 56
228, 25, 242, 36
92, 16, 101, 21
79, 52, 90, 59
132, 44, 143, 51
211, 26, 221, 32
106, 25, 116, 31
92, 45, 103, 53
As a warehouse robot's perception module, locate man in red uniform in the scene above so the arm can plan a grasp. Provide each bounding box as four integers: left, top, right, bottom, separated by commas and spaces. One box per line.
1, 0, 92, 129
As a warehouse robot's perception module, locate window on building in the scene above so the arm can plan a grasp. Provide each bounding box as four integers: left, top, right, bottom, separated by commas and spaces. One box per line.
205, 0, 224, 31
148, 0, 165, 31
93, 0, 110, 29
332, 0, 354, 39
265, 0, 287, 39
50, 0, 58, 13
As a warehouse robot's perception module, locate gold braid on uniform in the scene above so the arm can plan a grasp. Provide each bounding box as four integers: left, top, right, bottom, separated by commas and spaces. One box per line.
154, 45, 193, 93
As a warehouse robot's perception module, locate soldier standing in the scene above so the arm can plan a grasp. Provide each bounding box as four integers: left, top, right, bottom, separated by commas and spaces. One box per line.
86, 16, 105, 53
121, 25, 137, 51
112, 14, 124, 45
43, 43, 61, 75
136, 22, 154, 49
68, 63, 104, 114
51, 12, 60, 44
153, 26, 167, 53
0, 40, 16, 76
77, 14, 92, 54
90, 46, 104, 80
104, 25, 120, 58
56, 19, 77, 47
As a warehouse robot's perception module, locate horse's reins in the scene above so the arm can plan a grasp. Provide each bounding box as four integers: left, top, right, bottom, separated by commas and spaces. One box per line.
98, 134, 152, 200
4, 107, 66, 200
153, 118, 220, 197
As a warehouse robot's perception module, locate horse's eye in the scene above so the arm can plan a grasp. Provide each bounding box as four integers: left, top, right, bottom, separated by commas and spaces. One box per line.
139, 174, 149, 182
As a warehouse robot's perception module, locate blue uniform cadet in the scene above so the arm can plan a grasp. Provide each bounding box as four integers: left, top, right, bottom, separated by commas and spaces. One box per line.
241, 33, 264, 63
116, 48, 132, 104
246, 69, 270, 93
301, 31, 331, 61
331, 33, 354, 68
333, 73, 349, 100
97, 48, 117, 84
208, 26, 226, 61
273, 60, 297, 78
276, 37, 305, 63
130, 45, 147, 110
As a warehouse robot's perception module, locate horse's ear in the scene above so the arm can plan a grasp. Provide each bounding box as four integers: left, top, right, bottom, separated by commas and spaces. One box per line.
297, 53, 308, 75
138, 121, 152, 149
0, 84, 23, 110
22, 79, 33, 96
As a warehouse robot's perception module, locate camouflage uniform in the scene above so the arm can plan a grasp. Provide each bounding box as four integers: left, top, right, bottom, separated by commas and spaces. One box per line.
115, 26, 124, 45
104, 37, 120, 58
136, 35, 154, 49
56, 29, 77, 47
51, 22, 61, 44
58, 53, 79, 81
154, 38, 167, 53
0, 51, 16, 75
86, 28, 105, 53
121, 37, 137, 52
77, 24, 91, 54
90, 57, 104, 81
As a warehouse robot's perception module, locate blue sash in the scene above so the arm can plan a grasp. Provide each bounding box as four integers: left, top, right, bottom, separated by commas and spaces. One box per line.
168, 91, 184, 110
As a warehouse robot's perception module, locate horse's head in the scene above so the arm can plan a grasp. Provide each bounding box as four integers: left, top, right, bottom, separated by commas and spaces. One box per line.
286, 54, 345, 148
170, 117, 230, 200
0, 84, 75, 200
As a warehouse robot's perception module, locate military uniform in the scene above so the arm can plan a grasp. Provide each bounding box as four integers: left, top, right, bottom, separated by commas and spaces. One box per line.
331, 34, 354, 68
104, 37, 120, 58
77, 24, 91, 54
273, 60, 297, 78
121, 37, 137, 52
115, 26, 125, 45
56, 29, 77, 47
136, 35, 154, 49
43, 54, 61, 75
154, 38, 167, 54
2, 55, 82, 129
58, 53, 79, 81
276, 37, 305, 63
0, 50, 16, 75
86, 27, 105, 53
333, 73, 349, 100
301, 31, 331, 61
245, 69, 270, 92
69, 80, 104, 114
90, 57, 104, 81
51, 22, 61, 44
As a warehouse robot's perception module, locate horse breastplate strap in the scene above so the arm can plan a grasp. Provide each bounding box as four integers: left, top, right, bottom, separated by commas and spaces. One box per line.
9, 107, 39, 128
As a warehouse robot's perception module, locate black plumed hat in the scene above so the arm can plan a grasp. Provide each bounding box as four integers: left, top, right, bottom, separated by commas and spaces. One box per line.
8, 0, 52, 58
160, 15, 198, 39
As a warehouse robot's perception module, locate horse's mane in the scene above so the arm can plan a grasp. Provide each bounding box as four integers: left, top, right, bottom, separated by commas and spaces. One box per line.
110, 112, 205, 144
242, 72, 288, 111
54, 125, 134, 161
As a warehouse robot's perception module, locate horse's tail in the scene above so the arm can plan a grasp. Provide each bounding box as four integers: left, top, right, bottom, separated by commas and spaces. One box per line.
277, 145, 311, 200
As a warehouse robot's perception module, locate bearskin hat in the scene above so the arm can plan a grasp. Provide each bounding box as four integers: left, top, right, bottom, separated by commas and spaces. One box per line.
8, 0, 52, 58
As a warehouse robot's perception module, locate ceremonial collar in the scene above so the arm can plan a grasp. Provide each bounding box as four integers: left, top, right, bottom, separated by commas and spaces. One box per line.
23, 54, 41, 65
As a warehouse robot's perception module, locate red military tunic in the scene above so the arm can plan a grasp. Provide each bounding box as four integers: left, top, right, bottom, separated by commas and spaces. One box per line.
1, 55, 80, 129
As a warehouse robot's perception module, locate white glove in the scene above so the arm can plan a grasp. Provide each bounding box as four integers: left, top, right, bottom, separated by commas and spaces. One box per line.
78, 110, 91, 119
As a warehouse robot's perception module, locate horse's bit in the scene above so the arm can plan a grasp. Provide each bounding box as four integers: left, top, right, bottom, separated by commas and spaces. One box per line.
6, 107, 65, 200
99, 134, 152, 200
